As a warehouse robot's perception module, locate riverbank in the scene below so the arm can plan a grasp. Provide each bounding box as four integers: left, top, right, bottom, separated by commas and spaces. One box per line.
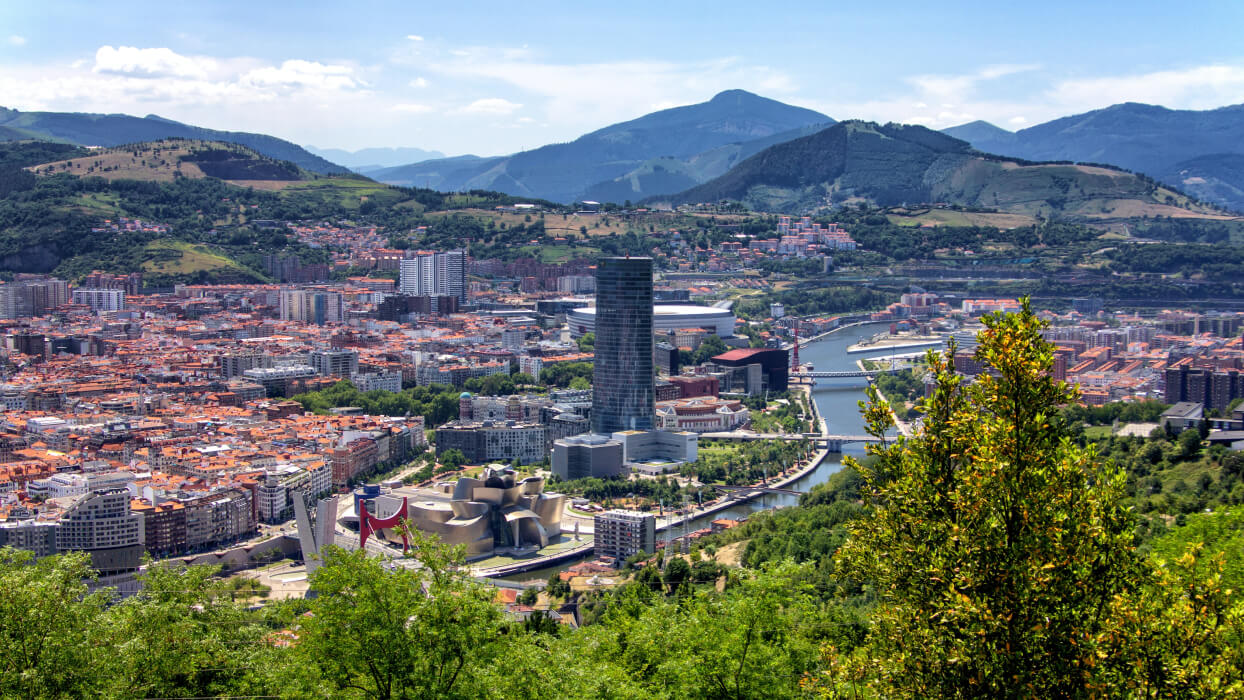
857, 358, 915, 438
475, 386, 831, 579
791, 321, 871, 348
650, 383, 828, 533
847, 336, 944, 354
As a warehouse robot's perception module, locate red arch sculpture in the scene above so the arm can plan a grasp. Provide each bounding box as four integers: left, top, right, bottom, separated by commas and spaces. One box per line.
359, 496, 409, 553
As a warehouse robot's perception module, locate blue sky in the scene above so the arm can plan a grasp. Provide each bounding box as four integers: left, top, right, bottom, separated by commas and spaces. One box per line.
2, 0, 1242, 156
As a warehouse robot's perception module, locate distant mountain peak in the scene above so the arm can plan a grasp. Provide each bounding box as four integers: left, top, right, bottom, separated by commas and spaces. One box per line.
710, 89, 760, 101
143, 114, 184, 124
372, 91, 832, 201
955, 119, 1011, 132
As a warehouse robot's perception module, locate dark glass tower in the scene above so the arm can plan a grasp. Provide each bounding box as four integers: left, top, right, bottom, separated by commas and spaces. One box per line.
591, 257, 655, 433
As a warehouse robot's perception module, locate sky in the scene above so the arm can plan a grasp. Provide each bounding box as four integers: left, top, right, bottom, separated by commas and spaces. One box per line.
2, 0, 1243, 157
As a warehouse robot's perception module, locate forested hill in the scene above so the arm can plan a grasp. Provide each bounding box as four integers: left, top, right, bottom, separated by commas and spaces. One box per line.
0, 106, 349, 175
0, 140, 549, 286
368, 89, 833, 202
660, 119, 1231, 221
942, 102, 1244, 212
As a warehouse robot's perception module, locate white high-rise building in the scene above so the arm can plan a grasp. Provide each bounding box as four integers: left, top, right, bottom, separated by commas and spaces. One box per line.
72, 288, 125, 312
399, 251, 466, 304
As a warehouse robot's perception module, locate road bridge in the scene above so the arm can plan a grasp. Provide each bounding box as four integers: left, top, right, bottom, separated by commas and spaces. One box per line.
792, 369, 899, 379
701, 431, 883, 452
714, 484, 802, 496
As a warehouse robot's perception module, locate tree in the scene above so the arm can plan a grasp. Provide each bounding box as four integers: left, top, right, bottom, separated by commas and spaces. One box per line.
569, 376, 591, 391
577, 332, 595, 353
0, 548, 111, 699
437, 448, 466, 472
290, 537, 510, 699
836, 301, 1143, 696
663, 557, 692, 595
1179, 426, 1204, 458
104, 562, 279, 699
691, 335, 729, 365
564, 562, 823, 698
546, 570, 570, 599
829, 300, 1244, 698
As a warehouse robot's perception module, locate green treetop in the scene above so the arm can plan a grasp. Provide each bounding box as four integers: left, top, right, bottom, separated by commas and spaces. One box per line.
826, 299, 1244, 699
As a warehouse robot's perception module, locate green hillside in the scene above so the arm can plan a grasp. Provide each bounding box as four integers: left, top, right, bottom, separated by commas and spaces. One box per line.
662, 120, 1235, 222
0, 106, 349, 175
943, 102, 1244, 212
0, 139, 558, 285
30, 139, 311, 184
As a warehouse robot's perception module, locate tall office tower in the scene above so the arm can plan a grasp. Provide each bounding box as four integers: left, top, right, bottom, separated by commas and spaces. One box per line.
398, 251, 466, 305
591, 257, 655, 434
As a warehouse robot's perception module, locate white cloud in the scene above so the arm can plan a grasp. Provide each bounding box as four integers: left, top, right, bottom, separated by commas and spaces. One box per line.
409, 77, 428, 88
1008, 116, 1028, 126
406, 34, 424, 42
241, 59, 357, 91
454, 97, 522, 115
1047, 64, 1244, 111
424, 49, 799, 130
908, 64, 1039, 104
93, 45, 214, 80
392, 102, 432, 113
0, 46, 375, 149
8, 35, 26, 47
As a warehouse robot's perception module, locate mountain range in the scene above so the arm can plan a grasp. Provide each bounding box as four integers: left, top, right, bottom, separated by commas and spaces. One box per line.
942, 103, 1244, 211
7, 92, 1244, 215
0, 107, 348, 176
304, 146, 445, 172
361, 94, 1244, 213
661, 120, 1222, 223
366, 90, 833, 202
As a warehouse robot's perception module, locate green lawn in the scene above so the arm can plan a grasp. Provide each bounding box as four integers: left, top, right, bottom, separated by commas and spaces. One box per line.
142, 239, 266, 281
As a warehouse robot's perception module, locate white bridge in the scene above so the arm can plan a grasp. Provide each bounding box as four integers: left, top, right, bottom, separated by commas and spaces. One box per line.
791, 369, 899, 379
701, 431, 883, 452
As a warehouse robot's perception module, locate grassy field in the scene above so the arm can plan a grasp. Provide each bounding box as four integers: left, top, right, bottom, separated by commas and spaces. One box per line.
886, 208, 1038, 229
141, 239, 265, 280
30, 140, 210, 182
425, 207, 701, 239
279, 177, 409, 209
512, 244, 599, 263
66, 192, 126, 216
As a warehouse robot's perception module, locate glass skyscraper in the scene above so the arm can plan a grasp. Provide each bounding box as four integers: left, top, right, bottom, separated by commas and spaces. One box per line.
591, 257, 655, 434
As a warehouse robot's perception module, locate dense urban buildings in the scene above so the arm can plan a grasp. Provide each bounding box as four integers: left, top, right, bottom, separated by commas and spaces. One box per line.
2, 209, 1243, 586
399, 250, 466, 305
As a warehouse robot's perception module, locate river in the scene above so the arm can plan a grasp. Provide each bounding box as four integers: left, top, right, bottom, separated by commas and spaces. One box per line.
496, 322, 921, 583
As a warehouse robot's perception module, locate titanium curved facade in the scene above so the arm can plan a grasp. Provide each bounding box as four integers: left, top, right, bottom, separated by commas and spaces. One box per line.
592, 257, 655, 434
371, 466, 565, 559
